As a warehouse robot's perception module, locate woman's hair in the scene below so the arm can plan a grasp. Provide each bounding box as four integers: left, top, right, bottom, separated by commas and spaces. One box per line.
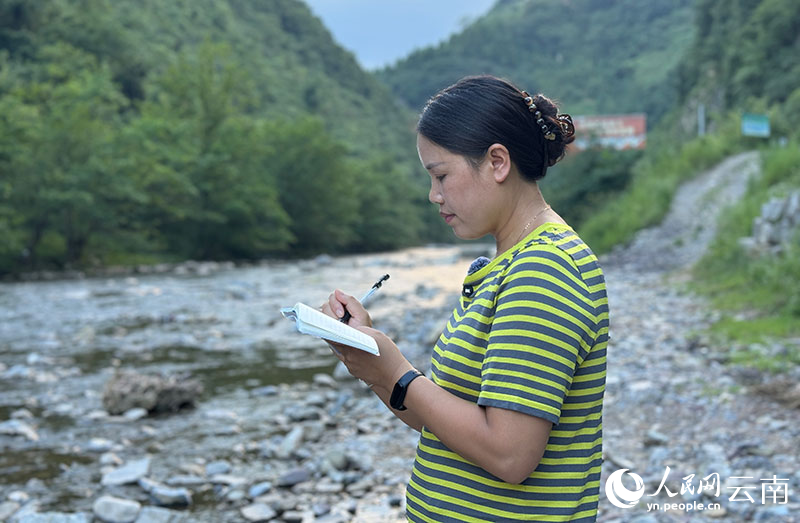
416, 75, 575, 182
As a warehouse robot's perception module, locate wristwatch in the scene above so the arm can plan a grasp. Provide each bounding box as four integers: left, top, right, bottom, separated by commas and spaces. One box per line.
390, 369, 424, 411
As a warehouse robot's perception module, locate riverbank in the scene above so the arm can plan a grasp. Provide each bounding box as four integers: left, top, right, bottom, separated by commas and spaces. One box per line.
0, 244, 487, 522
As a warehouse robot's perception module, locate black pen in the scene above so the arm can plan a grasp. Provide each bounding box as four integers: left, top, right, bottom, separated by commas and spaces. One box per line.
341, 274, 390, 324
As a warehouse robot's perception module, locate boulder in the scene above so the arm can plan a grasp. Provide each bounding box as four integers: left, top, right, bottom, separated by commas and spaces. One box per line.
102, 370, 202, 415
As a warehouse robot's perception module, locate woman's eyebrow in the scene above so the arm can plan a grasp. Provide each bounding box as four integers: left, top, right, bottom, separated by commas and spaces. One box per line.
425, 161, 446, 170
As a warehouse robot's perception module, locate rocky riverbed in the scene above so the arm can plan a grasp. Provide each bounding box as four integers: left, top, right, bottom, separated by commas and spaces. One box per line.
2, 152, 799, 522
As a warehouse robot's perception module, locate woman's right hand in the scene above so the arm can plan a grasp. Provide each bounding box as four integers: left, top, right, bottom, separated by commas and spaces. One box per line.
321, 289, 372, 328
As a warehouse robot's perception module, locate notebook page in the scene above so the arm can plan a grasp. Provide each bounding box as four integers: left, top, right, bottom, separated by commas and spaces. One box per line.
294, 303, 379, 354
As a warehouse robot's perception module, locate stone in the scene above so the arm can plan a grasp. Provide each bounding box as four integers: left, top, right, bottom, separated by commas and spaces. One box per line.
276, 426, 304, 459
3, 364, 30, 378
15, 513, 91, 523
248, 482, 272, 498
305, 392, 326, 408
226, 490, 246, 502
240, 503, 277, 522
324, 449, 348, 471
123, 408, 148, 421
133, 506, 178, 523
209, 474, 247, 487
11, 409, 33, 419
277, 467, 311, 487
87, 438, 114, 453
100, 453, 123, 466
204, 460, 231, 476
204, 409, 238, 421
311, 503, 331, 517
314, 481, 343, 494
93, 495, 141, 523
102, 370, 202, 415
0, 419, 39, 441
8, 491, 29, 503
149, 486, 191, 507
0, 502, 20, 521
101, 457, 151, 486
165, 475, 206, 487
251, 385, 278, 396
287, 407, 320, 422
312, 373, 337, 388
281, 510, 313, 523
643, 430, 670, 447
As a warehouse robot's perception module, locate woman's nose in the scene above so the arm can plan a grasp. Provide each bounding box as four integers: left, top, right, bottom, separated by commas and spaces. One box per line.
429, 184, 444, 205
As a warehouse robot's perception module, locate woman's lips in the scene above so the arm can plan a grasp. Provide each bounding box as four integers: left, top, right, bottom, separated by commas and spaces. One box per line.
440, 212, 455, 224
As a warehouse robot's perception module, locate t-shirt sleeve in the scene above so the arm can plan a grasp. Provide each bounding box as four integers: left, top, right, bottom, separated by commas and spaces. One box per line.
477, 245, 595, 424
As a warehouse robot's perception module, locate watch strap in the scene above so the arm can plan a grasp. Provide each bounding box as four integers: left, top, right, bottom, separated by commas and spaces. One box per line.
390, 369, 423, 411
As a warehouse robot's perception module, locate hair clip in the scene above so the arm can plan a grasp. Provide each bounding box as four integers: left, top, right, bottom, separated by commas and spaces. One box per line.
522, 90, 556, 140
556, 114, 575, 138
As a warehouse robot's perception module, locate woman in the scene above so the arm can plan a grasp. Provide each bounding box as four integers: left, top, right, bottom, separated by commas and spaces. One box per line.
322, 75, 609, 521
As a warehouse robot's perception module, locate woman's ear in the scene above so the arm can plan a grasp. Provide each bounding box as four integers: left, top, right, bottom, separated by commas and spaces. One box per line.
486, 143, 511, 183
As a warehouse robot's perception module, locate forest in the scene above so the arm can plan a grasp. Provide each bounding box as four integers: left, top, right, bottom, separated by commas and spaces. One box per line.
0, 0, 440, 276
1, 0, 799, 285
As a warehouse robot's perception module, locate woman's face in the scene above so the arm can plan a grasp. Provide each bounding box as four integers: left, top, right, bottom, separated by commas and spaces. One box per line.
417, 134, 501, 240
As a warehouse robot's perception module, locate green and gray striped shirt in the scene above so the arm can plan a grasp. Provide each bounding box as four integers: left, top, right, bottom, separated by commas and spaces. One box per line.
407, 223, 609, 522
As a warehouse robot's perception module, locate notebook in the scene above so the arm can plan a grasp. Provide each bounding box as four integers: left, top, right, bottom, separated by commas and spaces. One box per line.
280, 302, 380, 355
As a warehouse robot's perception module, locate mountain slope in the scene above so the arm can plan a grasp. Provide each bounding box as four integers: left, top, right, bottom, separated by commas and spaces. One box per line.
377, 0, 694, 125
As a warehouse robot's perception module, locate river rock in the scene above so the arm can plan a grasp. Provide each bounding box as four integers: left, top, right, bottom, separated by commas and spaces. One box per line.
149, 486, 191, 507
93, 495, 141, 523
87, 438, 114, 453
276, 426, 304, 459
11, 409, 33, 419
204, 460, 231, 476
314, 480, 343, 494
100, 452, 123, 466
139, 478, 192, 507
7, 492, 28, 505
240, 503, 277, 522
287, 406, 320, 422
277, 467, 312, 487
102, 370, 202, 415
251, 385, 278, 397
312, 373, 337, 388
15, 513, 91, 523
209, 474, 247, 487
281, 510, 313, 523
248, 482, 272, 498
0, 419, 39, 441
133, 506, 178, 523
122, 408, 148, 421
101, 457, 151, 486
165, 475, 205, 487
0, 502, 19, 520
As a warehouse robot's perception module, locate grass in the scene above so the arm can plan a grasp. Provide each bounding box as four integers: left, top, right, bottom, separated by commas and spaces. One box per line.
579, 113, 745, 254
692, 144, 800, 357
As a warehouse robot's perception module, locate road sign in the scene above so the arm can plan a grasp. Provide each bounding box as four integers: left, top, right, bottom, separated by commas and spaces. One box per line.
741, 113, 770, 138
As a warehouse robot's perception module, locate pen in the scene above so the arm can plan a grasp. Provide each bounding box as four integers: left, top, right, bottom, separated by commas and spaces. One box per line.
341, 274, 390, 324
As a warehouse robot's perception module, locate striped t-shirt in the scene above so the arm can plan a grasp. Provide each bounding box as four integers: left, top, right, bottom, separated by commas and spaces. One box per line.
406, 223, 609, 522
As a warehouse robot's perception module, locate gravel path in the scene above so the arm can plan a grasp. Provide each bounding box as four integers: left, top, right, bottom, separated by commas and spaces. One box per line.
597, 151, 800, 522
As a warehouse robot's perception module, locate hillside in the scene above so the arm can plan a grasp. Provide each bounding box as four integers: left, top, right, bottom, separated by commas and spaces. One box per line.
0, 0, 415, 161
377, 0, 695, 124
0, 0, 438, 274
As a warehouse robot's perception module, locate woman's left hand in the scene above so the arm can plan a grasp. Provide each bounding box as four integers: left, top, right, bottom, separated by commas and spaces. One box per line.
333, 327, 414, 392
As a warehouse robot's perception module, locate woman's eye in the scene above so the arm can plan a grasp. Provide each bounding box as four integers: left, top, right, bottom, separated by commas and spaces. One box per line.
436, 175, 447, 182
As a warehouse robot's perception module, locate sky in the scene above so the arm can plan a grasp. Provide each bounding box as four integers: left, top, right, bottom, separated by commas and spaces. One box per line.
302, 0, 496, 70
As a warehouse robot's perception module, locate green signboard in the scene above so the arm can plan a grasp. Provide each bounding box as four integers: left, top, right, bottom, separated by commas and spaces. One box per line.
741, 113, 770, 138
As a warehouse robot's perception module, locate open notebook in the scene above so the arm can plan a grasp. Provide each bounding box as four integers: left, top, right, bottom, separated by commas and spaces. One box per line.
280, 302, 380, 356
